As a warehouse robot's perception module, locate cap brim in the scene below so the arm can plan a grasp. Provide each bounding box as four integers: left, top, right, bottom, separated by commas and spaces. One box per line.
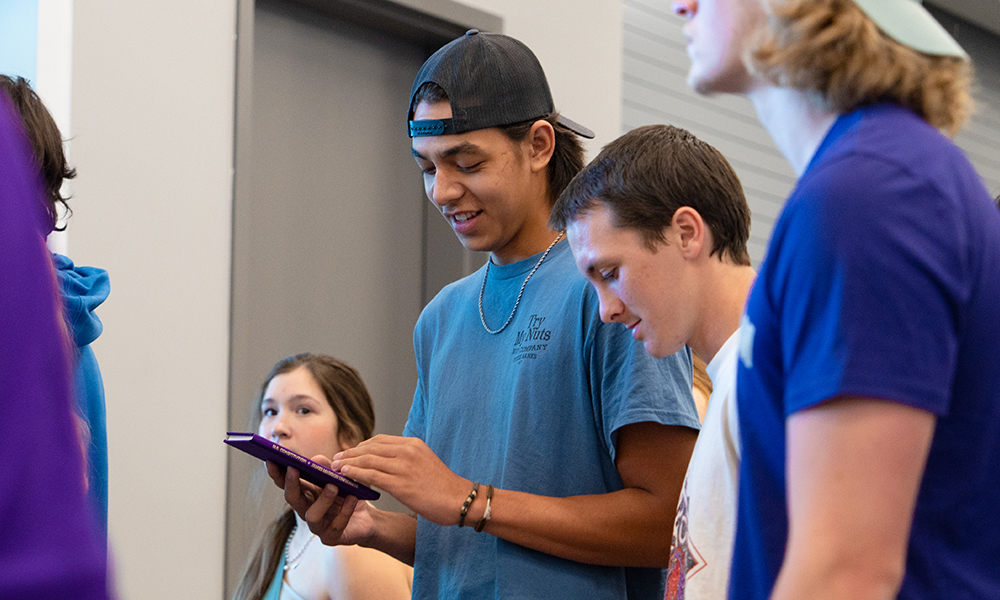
556, 114, 596, 139
853, 0, 968, 59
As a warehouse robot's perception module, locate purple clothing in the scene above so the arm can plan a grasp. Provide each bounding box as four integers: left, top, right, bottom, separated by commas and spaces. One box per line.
0, 92, 109, 598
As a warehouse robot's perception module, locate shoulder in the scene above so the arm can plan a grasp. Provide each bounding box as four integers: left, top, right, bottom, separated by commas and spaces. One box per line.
538, 242, 603, 317
328, 545, 412, 600
774, 126, 957, 277
798, 105, 975, 220
415, 264, 486, 332
423, 265, 484, 311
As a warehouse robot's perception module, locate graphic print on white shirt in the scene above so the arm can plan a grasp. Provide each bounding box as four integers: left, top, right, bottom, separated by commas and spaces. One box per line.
664, 332, 742, 600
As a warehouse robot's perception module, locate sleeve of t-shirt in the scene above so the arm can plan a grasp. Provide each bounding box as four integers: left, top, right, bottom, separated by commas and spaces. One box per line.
402, 317, 427, 440
777, 154, 964, 417
586, 296, 701, 462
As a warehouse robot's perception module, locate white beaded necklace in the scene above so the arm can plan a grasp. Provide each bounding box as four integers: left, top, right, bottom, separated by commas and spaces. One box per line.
478, 232, 564, 335
283, 523, 316, 572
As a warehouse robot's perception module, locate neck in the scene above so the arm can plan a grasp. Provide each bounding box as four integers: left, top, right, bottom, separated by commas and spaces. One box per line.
747, 85, 840, 177
491, 218, 563, 265
689, 262, 757, 364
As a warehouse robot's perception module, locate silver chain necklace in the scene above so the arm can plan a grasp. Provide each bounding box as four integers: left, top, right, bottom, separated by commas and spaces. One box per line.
283, 523, 316, 571
478, 232, 563, 335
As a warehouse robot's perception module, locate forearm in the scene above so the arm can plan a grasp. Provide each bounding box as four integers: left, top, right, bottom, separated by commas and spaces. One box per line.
465, 485, 677, 567
334, 424, 694, 568
463, 422, 691, 567
773, 397, 935, 600
363, 507, 417, 566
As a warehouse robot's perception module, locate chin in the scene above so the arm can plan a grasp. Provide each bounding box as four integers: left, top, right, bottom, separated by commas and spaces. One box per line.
689, 65, 752, 96
690, 76, 720, 96
645, 338, 684, 359
456, 234, 493, 254
643, 339, 667, 358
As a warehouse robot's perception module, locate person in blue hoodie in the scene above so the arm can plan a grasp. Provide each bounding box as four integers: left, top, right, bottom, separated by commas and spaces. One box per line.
0, 74, 110, 545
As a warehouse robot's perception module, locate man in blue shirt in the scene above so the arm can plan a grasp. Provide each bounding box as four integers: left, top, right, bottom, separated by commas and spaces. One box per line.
270, 31, 700, 599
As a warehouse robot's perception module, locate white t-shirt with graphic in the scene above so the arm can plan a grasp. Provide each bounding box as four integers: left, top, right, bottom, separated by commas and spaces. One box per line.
664, 331, 741, 600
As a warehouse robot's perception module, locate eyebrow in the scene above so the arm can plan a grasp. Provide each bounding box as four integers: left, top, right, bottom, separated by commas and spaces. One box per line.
583, 257, 615, 278
261, 394, 319, 406
411, 141, 484, 161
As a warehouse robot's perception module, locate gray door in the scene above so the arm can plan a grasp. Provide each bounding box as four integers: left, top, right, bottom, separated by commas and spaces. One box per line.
225, 0, 495, 594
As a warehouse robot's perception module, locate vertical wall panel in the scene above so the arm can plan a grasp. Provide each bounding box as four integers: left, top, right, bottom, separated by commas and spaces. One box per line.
932, 7, 1000, 198
71, 0, 237, 597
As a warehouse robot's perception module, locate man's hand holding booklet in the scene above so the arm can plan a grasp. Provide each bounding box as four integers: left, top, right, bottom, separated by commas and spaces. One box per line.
225, 432, 380, 501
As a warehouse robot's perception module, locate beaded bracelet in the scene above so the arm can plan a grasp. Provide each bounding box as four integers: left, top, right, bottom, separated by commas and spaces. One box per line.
458, 482, 480, 527
474, 485, 494, 532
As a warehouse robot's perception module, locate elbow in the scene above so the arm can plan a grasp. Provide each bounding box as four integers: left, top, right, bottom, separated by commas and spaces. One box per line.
831, 540, 907, 597
778, 548, 907, 600
640, 507, 678, 568
838, 558, 906, 599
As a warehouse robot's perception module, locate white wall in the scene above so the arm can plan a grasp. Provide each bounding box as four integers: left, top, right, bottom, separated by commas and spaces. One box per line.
69, 0, 237, 597
457, 0, 625, 157
38, 0, 73, 254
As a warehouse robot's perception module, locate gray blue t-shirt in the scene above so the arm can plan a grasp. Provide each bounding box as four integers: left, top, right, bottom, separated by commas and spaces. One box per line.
404, 239, 700, 599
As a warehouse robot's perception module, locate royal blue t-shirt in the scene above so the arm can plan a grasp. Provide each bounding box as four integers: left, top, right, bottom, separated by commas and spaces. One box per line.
731, 104, 1000, 599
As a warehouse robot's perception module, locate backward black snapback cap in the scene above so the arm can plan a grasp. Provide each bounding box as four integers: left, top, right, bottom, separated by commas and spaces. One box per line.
408, 30, 595, 139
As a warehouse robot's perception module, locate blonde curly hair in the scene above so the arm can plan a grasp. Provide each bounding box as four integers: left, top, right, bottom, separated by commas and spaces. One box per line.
750, 0, 972, 136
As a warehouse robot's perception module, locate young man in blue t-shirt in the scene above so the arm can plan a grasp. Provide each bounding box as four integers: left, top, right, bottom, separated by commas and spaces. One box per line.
671, 0, 1000, 598
269, 31, 700, 599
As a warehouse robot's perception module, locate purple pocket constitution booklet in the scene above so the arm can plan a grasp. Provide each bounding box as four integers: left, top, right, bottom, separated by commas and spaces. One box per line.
225, 432, 380, 501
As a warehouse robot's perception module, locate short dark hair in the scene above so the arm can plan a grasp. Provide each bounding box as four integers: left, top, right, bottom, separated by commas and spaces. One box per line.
0, 75, 76, 232
550, 124, 751, 266
411, 82, 584, 206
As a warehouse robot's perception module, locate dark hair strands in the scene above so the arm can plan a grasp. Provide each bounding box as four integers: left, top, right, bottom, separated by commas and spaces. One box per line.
0, 74, 76, 231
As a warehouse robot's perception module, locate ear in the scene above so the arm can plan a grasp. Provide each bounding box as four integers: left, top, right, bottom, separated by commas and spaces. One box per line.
338, 431, 359, 452
671, 207, 706, 259
526, 119, 556, 173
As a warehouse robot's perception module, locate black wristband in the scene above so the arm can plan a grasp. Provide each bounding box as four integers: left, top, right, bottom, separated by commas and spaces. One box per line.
458, 482, 480, 527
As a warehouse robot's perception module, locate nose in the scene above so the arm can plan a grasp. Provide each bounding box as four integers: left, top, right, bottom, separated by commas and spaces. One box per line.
672, 0, 697, 17
266, 412, 291, 442
597, 287, 626, 324
428, 169, 463, 208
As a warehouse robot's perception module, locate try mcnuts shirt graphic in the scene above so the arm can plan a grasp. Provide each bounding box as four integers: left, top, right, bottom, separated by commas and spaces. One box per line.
512, 314, 553, 363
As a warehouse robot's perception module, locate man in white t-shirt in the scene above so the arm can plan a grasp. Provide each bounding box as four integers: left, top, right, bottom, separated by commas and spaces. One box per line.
551, 124, 756, 599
